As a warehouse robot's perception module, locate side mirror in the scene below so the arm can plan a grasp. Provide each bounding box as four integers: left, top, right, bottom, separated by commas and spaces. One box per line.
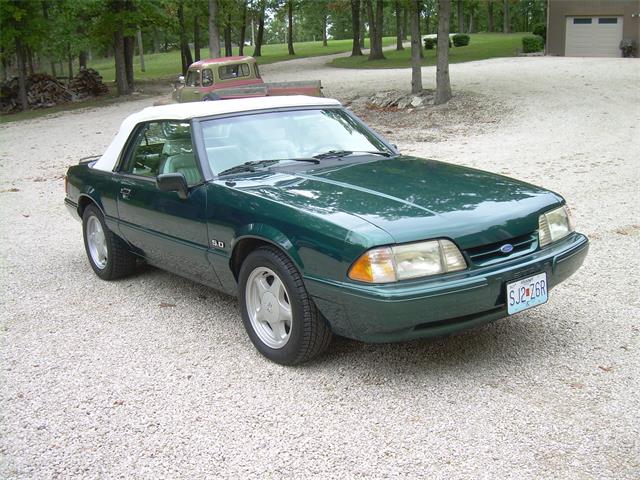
157, 173, 188, 200
177, 75, 185, 84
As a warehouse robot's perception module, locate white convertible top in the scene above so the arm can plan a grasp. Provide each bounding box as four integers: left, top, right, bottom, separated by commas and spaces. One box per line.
92, 95, 342, 172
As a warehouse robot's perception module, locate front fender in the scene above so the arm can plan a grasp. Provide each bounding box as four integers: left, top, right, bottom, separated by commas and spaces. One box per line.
232, 223, 304, 270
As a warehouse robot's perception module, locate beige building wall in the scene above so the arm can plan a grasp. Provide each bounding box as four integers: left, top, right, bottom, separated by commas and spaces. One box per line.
547, 0, 640, 56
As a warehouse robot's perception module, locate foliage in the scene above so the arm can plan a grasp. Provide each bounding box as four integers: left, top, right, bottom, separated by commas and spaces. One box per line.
619, 39, 637, 58
532, 22, 546, 43
521, 34, 544, 53
452, 34, 470, 47
424, 37, 435, 50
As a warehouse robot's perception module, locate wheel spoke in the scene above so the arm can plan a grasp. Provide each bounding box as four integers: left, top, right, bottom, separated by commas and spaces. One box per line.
270, 320, 287, 341
255, 276, 270, 297
279, 299, 292, 322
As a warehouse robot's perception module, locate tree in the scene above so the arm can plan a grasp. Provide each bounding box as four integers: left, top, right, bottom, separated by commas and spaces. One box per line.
238, 0, 247, 55
253, 0, 265, 56
434, 0, 451, 105
395, 1, 404, 51
350, 0, 363, 56
409, 0, 421, 94
487, 0, 494, 32
456, 0, 463, 33
366, 0, 385, 61
177, 0, 193, 73
503, 0, 510, 33
208, 0, 221, 58
286, 0, 295, 56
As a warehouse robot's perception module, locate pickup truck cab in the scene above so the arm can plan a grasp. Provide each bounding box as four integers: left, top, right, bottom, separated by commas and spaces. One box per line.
172, 56, 322, 103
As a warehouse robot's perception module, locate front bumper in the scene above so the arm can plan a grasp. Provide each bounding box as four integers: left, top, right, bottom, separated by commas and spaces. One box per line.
305, 232, 589, 343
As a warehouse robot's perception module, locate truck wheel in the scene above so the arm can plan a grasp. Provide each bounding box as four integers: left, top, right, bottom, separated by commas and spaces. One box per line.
202, 93, 220, 101
238, 246, 332, 365
82, 204, 136, 280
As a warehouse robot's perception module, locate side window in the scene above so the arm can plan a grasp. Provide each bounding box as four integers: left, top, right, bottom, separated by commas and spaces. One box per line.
125, 121, 202, 185
186, 70, 200, 86
219, 64, 250, 80
202, 69, 214, 87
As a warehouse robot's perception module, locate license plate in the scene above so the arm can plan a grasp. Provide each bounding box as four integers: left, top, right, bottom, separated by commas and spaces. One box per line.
506, 272, 548, 315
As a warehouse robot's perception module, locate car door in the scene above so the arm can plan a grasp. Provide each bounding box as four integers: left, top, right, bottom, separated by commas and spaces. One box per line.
115, 120, 220, 288
179, 69, 202, 103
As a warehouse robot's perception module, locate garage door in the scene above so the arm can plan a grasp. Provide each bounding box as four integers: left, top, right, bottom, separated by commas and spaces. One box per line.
565, 16, 623, 57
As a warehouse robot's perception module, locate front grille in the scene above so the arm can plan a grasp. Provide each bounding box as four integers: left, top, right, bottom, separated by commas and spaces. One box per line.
465, 232, 537, 266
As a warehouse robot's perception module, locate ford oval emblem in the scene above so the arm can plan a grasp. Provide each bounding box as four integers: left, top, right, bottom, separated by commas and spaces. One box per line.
500, 243, 514, 254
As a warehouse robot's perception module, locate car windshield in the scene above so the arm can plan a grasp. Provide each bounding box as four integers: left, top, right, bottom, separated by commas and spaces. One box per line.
199, 108, 390, 176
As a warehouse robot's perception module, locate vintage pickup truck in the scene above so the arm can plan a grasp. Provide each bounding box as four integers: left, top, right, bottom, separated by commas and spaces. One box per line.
172, 56, 322, 102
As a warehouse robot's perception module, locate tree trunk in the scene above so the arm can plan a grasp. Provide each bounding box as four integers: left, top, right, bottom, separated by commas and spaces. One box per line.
410, 0, 422, 94
457, 0, 463, 33
468, 13, 474, 33
350, 0, 363, 55
194, 16, 201, 61
136, 28, 145, 72
367, 0, 385, 60
239, 1, 247, 55
208, 0, 221, 58
178, 2, 193, 73
503, 0, 510, 34
287, 0, 295, 55
435, 0, 452, 105
67, 44, 73, 79
79, 50, 87, 70
322, 13, 328, 46
395, 1, 404, 50
15, 37, 28, 110
124, 35, 135, 91
359, 0, 366, 48
50, 60, 57, 77
403, 5, 408, 40
113, 28, 129, 95
224, 14, 233, 56
253, 2, 265, 56
152, 28, 161, 53
487, 1, 494, 32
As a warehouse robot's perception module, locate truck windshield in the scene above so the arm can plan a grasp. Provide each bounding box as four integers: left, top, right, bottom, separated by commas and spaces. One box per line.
200, 108, 390, 176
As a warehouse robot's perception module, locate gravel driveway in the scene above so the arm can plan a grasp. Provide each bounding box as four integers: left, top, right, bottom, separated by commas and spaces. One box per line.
1, 56, 639, 479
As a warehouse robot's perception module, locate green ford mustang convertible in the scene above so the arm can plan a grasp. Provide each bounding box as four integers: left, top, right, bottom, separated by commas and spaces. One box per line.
64, 96, 588, 364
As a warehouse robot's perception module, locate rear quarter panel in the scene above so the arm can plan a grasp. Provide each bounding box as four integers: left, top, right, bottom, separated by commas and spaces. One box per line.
66, 163, 121, 230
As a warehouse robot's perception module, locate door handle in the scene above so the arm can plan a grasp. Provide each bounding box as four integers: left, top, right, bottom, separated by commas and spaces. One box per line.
120, 187, 132, 199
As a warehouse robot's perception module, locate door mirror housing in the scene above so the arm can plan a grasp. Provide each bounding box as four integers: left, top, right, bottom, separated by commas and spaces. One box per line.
156, 173, 188, 200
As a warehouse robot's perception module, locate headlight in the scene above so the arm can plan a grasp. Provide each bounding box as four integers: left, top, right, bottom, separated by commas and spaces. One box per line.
348, 239, 467, 283
538, 205, 574, 247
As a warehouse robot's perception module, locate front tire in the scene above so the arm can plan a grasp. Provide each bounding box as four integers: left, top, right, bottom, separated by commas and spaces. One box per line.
82, 204, 136, 280
238, 246, 332, 365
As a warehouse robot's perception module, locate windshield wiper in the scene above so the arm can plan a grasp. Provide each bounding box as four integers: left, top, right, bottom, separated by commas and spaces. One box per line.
218, 160, 279, 176
313, 150, 394, 160
218, 158, 319, 176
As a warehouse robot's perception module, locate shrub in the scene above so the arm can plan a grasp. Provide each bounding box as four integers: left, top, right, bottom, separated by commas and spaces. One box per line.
522, 35, 544, 53
620, 39, 637, 57
424, 36, 452, 50
532, 23, 546, 43
452, 34, 470, 47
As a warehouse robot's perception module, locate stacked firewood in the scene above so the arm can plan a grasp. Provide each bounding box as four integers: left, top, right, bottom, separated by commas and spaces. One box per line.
1, 69, 109, 112
69, 69, 109, 98
27, 73, 74, 108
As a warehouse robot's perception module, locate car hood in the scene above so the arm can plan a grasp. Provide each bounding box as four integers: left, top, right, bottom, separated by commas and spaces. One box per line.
229, 156, 563, 249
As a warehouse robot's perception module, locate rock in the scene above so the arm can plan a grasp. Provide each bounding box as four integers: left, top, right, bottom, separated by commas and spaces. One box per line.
410, 96, 424, 107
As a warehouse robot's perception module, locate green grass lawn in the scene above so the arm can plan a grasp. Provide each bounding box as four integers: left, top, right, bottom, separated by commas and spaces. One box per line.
330, 33, 526, 69
89, 37, 397, 82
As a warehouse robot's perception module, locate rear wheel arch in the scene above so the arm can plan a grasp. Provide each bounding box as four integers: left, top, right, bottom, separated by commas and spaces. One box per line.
77, 194, 103, 218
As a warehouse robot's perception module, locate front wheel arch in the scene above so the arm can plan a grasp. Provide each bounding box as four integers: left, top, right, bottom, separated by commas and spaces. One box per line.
230, 236, 302, 282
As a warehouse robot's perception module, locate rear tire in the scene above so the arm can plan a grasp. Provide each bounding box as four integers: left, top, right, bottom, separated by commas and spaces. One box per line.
82, 204, 136, 280
238, 246, 332, 365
